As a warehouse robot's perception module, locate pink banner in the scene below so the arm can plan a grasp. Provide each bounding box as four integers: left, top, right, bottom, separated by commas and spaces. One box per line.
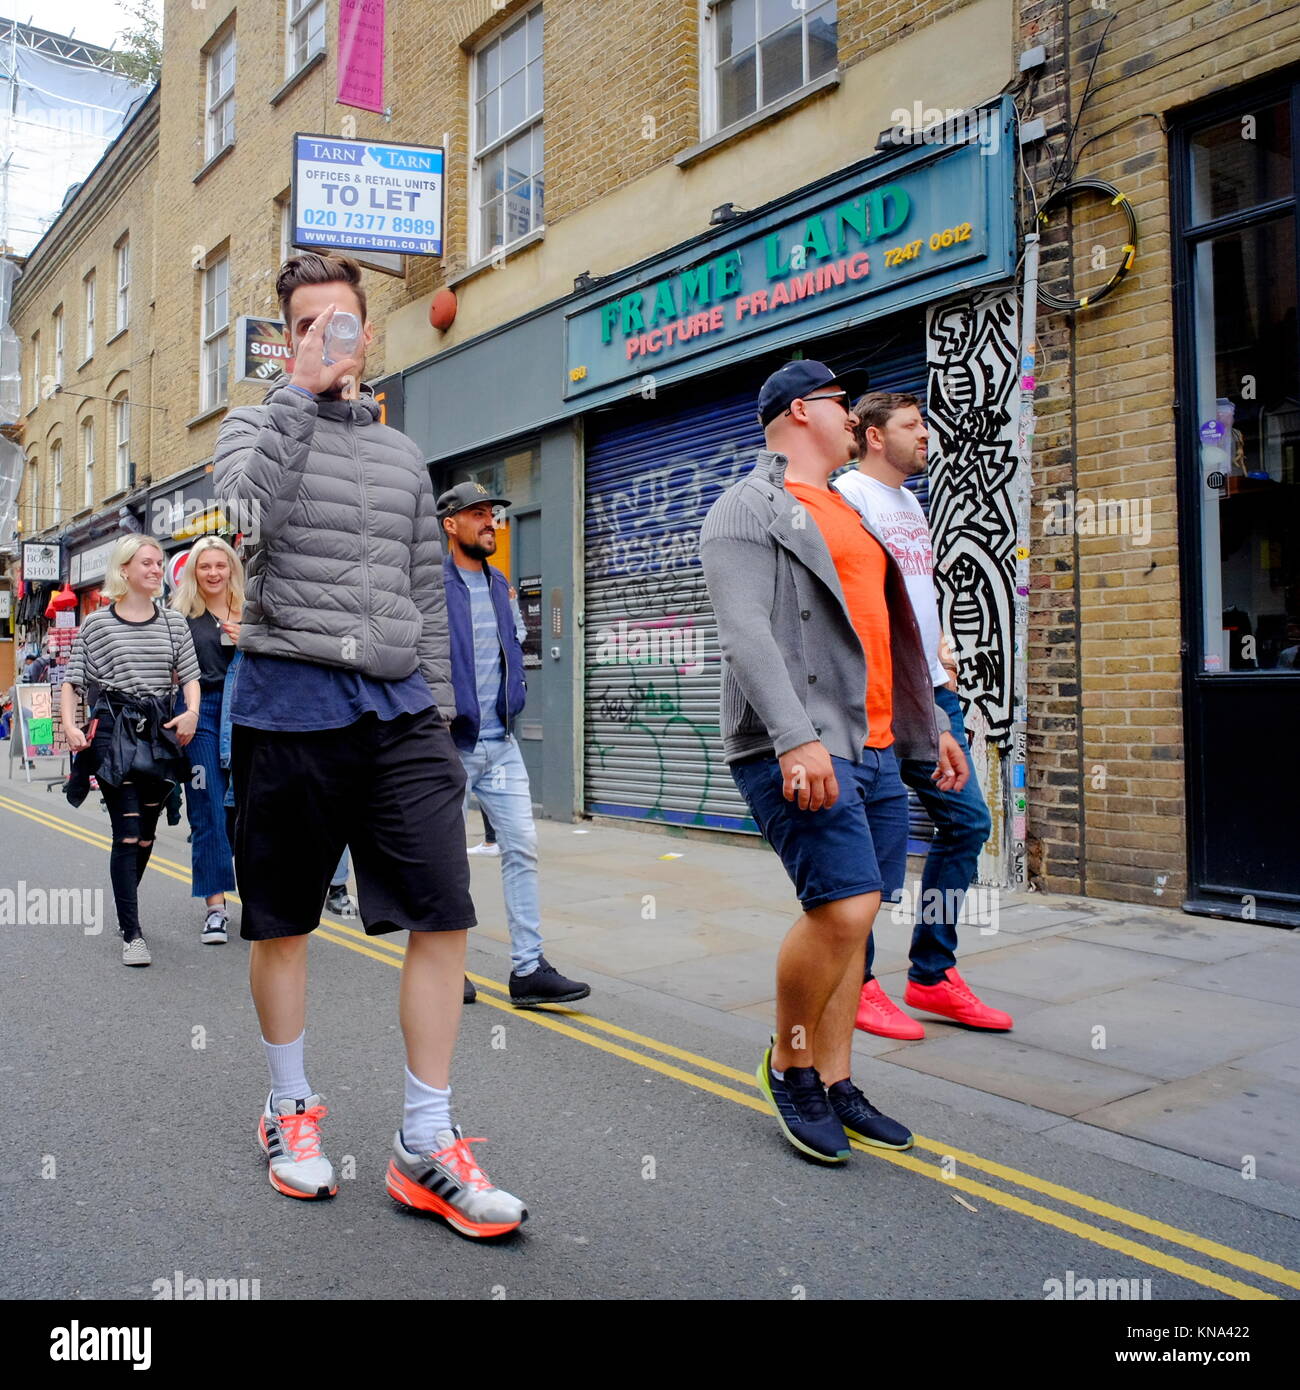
337, 0, 386, 114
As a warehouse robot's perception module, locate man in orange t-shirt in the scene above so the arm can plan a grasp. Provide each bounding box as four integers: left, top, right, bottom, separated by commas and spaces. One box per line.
701, 359, 969, 1166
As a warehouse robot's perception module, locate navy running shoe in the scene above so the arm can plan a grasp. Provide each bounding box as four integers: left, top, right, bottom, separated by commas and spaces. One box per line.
756, 1042, 850, 1164
827, 1079, 914, 1151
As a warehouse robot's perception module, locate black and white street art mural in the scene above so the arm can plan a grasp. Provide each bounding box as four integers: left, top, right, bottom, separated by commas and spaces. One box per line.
925, 289, 1023, 886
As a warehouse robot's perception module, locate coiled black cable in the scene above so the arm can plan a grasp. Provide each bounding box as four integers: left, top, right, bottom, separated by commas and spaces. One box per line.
1036, 178, 1138, 313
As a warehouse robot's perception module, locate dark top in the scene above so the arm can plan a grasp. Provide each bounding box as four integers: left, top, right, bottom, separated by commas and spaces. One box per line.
186, 611, 236, 691
229, 652, 434, 732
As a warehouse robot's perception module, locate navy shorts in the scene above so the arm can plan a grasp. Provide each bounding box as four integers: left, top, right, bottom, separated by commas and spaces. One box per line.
732, 748, 910, 913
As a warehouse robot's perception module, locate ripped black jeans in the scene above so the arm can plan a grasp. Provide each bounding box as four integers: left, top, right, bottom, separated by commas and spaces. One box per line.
94, 718, 169, 940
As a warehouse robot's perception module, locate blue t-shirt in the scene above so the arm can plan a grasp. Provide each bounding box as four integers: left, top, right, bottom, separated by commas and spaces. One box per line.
230, 652, 433, 732
462, 567, 505, 740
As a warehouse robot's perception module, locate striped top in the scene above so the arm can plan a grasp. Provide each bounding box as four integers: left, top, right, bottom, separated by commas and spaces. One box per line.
65, 604, 201, 698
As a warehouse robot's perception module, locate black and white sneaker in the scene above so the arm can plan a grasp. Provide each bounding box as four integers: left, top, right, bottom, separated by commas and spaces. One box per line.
325, 885, 357, 918
509, 955, 590, 1008
201, 909, 229, 944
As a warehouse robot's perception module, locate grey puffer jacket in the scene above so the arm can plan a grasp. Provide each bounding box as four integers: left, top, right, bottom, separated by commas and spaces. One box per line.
212, 383, 452, 712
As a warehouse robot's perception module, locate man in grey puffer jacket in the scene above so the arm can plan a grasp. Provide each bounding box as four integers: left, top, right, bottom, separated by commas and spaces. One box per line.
213, 253, 526, 1238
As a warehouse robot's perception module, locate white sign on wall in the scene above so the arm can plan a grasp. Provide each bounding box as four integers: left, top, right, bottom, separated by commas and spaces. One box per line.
70, 538, 119, 587
22, 541, 60, 582
292, 133, 444, 258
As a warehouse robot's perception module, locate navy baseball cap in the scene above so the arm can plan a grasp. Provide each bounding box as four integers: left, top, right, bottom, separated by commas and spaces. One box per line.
756, 359, 869, 427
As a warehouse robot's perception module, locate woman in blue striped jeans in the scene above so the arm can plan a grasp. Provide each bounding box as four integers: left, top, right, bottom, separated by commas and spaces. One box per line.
171, 536, 245, 944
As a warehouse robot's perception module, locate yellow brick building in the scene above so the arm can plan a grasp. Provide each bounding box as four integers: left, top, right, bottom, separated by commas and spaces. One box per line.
8, 0, 1296, 924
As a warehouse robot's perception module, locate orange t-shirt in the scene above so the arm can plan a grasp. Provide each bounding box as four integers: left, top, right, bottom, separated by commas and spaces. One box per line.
785, 480, 894, 749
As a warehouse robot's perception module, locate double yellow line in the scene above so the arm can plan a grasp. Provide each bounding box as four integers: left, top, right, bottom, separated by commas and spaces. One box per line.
4, 790, 1297, 1300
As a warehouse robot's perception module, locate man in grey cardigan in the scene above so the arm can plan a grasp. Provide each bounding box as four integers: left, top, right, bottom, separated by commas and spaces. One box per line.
700, 359, 968, 1165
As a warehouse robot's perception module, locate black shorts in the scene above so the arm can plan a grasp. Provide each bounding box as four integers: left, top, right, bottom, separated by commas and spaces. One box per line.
231, 708, 476, 941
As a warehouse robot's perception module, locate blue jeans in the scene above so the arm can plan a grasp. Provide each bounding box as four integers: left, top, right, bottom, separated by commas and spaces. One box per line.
184, 689, 237, 899
458, 737, 541, 974
888, 685, 993, 985
332, 848, 350, 889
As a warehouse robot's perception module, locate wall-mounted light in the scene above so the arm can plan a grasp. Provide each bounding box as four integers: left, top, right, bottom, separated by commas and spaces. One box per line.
709, 203, 746, 226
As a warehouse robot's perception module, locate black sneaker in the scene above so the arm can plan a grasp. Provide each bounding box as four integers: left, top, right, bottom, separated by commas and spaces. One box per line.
509, 956, 590, 1008
827, 1079, 913, 1151
755, 1041, 850, 1164
325, 885, 356, 917
463, 975, 477, 1004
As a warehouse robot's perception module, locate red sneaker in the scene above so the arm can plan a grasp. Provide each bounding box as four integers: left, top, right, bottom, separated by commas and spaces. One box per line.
903, 968, 1014, 1031
855, 979, 925, 1040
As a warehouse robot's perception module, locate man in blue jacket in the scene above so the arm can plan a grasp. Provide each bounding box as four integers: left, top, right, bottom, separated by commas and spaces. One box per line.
439, 482, 590, 1008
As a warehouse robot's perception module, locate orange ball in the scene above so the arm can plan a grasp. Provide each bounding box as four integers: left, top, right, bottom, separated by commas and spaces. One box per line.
429, 289, 458, 331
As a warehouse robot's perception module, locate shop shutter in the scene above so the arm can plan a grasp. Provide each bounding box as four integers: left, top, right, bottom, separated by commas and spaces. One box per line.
583, 344, 927, 833
584, 385, 763, 830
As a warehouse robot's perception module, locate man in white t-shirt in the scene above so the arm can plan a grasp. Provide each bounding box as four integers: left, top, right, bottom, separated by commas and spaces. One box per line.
834, 392, 1013, 1038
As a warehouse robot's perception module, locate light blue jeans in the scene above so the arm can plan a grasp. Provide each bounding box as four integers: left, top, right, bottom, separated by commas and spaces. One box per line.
458, 737, 542, 974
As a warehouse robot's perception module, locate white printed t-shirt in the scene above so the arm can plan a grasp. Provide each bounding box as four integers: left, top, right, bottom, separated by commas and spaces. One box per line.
833, 469, 948, 688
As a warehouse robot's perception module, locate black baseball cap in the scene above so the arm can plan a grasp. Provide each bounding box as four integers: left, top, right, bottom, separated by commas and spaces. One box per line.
756, 359, 869, 427
436, 481, 511, 519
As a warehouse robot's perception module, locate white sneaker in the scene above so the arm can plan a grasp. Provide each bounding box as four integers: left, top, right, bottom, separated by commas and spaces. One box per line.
467, 842, 501, 857
122, 936, 152, 967
387, 1127, 526, 1237
201, 909, 228, 944
257, 1093, 338, 1200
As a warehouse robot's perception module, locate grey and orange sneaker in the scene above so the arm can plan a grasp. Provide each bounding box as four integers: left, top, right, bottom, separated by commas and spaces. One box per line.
387, 1127, 526, 1238
257, 1093, 338, 1200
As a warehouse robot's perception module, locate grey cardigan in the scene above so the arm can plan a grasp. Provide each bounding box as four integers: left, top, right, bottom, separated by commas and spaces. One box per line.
212, 383, 452, 713
699, 450, 949, 766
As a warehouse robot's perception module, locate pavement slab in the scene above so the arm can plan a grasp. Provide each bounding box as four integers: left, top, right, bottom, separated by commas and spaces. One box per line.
879, 1032, 1162, 1115
1062, 913, 1280, 964
620, 945, 793, 1011
1007, 981, 1300, 1082
1171, 946, 1300, 1010
1077, 1069, 1300, 1187
928, 936, 1186, 1004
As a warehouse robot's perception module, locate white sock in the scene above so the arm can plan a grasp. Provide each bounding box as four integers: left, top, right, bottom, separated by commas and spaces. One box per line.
263, 1032, 311, 1108
403, 1066, 452, 1155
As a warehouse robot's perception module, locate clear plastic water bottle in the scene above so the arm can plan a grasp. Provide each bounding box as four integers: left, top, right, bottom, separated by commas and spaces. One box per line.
322, 311, 361, 365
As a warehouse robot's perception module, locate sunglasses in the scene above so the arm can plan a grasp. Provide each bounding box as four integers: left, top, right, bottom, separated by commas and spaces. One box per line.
786, 389, 850, 416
